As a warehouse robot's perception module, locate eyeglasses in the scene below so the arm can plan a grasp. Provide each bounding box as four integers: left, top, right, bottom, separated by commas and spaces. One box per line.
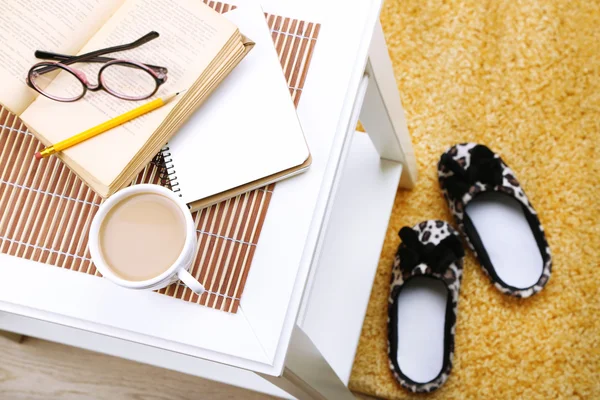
26, 31, 168, 102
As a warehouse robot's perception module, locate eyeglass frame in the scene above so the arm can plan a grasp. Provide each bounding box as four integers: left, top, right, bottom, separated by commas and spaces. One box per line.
26, 31, 168, 102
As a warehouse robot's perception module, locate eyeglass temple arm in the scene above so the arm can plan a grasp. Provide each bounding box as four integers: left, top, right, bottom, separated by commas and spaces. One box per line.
34, 50, 168, 73
63, 31, 159, 64
32, 32, 161, 75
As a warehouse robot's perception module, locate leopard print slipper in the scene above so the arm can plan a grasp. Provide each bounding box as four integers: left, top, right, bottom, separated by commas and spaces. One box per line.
388, 221, 465, 393
438, 143, 552, 298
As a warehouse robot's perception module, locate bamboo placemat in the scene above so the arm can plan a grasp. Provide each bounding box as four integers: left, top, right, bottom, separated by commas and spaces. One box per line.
0, 4, 320, 313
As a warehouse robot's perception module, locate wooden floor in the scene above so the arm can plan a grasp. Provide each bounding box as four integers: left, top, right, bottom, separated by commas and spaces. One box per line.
0, 333, 275, 400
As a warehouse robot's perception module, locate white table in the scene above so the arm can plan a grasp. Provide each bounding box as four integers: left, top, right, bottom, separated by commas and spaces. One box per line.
0, 0, 417, 398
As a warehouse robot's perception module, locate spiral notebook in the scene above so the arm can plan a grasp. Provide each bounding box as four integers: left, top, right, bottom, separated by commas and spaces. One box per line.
160, 3, 311, 211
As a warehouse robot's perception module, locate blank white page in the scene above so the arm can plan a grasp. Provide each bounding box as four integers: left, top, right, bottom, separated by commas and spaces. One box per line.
166, 3, 310, 205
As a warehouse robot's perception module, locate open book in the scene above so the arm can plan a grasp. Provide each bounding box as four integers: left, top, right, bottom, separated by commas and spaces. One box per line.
0, 0, 252, 198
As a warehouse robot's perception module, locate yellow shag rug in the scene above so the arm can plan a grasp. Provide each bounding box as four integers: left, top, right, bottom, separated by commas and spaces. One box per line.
348, 0, 600, 399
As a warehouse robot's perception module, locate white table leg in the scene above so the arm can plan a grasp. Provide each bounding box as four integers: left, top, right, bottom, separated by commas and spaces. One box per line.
359, 21, 418, 189
258, 326, 355, 400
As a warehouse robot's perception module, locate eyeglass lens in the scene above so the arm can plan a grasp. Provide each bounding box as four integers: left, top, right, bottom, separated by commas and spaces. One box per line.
30, 63, 85, 102
100, 62, 158, 100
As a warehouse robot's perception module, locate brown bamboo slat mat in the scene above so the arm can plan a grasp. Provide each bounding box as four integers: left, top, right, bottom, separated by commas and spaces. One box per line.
0, 4, 320, 313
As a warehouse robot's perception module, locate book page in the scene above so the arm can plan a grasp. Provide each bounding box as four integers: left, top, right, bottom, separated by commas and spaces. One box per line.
170, 5, 309, 204
21, 0, 237, 189
0, 0, 124, 114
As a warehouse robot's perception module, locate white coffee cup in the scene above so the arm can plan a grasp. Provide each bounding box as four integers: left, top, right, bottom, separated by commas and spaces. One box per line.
89, 184, 205, 294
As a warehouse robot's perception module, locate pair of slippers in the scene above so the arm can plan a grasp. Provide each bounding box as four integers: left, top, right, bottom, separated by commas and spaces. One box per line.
387, 143, 552, 393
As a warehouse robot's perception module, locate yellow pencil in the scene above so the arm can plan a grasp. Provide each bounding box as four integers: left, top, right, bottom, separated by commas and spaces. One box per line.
34, 91, 184, 160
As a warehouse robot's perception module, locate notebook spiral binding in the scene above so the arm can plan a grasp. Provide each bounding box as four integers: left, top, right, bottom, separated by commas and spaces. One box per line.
151, 145, 182, 197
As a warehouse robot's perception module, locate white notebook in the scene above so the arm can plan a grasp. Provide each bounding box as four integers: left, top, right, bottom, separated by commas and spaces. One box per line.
163, 3, 311, 211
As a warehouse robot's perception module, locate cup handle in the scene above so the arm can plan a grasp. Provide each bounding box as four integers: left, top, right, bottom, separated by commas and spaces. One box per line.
177, 269, 205, 295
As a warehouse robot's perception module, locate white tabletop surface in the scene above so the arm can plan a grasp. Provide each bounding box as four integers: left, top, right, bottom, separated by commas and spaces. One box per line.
0, 0, 382, 376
